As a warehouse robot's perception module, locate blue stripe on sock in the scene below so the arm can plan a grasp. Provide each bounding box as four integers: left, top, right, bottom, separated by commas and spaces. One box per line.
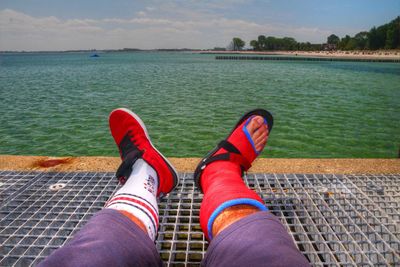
207, 198, 268, 240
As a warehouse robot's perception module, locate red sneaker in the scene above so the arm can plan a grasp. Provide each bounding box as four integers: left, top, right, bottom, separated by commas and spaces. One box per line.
109, 108, 178, 197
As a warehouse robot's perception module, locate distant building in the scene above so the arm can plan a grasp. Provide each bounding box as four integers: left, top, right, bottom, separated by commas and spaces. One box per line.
322, 43, 337, 51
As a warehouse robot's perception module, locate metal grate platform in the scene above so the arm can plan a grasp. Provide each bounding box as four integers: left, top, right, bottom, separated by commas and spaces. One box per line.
0, 171, 399, 266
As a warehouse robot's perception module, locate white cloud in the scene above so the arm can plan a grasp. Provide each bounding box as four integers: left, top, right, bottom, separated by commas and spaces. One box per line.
0, 8, 333, 51
136, 11, 147, 17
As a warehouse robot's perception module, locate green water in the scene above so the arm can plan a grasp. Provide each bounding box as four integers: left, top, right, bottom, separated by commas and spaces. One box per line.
0, 52, 399, 158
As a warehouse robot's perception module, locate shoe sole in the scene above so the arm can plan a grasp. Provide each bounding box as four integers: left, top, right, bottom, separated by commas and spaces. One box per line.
109, 108, 179, 196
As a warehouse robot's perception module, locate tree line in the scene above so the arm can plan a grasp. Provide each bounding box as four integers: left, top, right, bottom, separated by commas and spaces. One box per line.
332, 16, 400, 50
228, 16, 399, 51
249, 36, 322, 51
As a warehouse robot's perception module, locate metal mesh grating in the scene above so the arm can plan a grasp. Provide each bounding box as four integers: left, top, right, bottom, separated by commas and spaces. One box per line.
1, 171, 399, 266
0, 171, 117, 266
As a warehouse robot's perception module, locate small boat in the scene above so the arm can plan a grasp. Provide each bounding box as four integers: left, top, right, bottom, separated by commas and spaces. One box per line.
90, 54, 100, 57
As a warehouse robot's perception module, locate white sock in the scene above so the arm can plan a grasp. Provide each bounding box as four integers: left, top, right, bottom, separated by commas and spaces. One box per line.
105, 159, 159, 241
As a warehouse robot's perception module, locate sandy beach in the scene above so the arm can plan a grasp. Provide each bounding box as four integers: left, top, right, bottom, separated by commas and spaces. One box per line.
198, 50, 400, 60
1, 155, 399, 174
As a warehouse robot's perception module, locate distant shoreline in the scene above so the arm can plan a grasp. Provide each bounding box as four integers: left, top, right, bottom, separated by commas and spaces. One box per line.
198, 50, 400, 60
0, 48, 198, 54
1, 49, 400, 60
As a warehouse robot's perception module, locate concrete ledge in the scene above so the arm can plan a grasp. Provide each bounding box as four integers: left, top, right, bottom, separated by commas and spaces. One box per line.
0, 155, 399, 174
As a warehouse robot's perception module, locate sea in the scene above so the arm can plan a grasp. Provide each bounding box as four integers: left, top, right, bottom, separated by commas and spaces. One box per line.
0, 52, 399, 158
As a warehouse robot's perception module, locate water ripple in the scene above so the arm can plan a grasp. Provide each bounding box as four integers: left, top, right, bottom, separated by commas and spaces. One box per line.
0, 52, 399, 158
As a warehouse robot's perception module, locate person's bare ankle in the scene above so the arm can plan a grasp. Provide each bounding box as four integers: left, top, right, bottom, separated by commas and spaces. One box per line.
212, 205, 260, 237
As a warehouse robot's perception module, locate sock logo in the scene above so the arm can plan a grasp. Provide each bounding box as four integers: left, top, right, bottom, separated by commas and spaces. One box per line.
144, 175, 156, 195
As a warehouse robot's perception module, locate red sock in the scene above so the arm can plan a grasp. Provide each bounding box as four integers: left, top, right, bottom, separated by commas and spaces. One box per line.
199, 160, 267, 240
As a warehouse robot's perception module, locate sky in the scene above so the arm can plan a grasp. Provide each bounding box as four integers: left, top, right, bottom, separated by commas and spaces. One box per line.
0, 0, 399, 51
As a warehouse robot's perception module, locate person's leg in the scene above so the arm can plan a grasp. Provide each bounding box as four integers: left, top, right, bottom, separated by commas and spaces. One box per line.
38, 108, 178, 267
38, 161, 162, 267
202, 210, 310, 267
195, 110, 310, 266
37, 209, 162, 267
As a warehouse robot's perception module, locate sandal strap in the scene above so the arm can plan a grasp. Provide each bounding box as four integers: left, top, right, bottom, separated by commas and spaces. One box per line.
199, 153, 230, 171
198, 151, 251, 172
218, 140, 251, 170
218, 140, 241, 154
194, 140, 252, 191
116, 150, 143, 184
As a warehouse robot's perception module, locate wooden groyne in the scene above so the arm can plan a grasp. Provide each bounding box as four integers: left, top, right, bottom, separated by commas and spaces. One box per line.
215, 55, 400, 63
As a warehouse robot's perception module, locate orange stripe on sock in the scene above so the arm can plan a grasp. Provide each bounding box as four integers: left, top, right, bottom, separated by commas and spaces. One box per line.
117, 210, 147, 233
